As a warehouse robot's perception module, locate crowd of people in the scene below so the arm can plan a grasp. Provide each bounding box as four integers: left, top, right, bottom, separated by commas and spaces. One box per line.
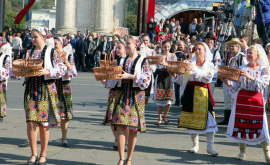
0, 1, 270, 165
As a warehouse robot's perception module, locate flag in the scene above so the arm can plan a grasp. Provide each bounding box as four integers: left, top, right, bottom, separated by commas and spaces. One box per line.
14, 0, 36, 24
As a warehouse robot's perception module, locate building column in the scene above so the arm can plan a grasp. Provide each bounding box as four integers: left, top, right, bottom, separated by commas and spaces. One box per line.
113, 0, 124, 27
56, 0, 76, 34
95, 0, 111, 34
0, 0, 5, 33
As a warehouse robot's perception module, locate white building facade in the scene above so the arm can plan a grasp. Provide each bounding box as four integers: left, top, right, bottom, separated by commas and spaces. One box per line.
25, 8, 56, 30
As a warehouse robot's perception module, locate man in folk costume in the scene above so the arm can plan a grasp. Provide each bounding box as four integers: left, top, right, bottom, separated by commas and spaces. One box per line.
219, 38, 248, 125
204, 32, 221, 94
0, 38, 12, 122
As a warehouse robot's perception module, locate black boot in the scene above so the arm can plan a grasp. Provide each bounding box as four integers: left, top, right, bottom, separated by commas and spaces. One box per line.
218, 110, 231, 125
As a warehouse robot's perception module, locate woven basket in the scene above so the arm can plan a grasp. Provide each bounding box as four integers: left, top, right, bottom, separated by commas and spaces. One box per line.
218, 57, 241, 81
93, 52, 122, 81
12, 50, 43, 77
147, 54, 163, 65
168, 51, 189, 74
100, 50, 117, 67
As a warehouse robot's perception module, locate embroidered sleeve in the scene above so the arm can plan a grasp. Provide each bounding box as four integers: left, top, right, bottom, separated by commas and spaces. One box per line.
253, 67, 269, 92
135, 59, 152, 90
227, 78, 242, 94
0, 56, 11, 81
65, 53, 77, 79
191, 62, 214, 83
102, 80, 118, 89
46, 51, 65, 79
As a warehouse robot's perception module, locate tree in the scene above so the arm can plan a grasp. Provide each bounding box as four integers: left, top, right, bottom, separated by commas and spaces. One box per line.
126, 15, 137, 35
125, 0, 138, 35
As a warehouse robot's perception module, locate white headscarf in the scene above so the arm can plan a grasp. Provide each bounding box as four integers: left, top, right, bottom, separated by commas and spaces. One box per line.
255, 44, 269, 67
192, 42, 213, 62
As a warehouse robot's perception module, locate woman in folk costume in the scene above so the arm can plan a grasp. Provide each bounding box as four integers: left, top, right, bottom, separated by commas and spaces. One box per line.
54, 37, 77, 147
103, 36, 151, 165
23, 27, 66, 165
175, 42, 218, 156
220, 44, 270, 163
154, 40, 177, 125
0, 38, 12, 122
103, 42, 129, 152
140, 34, 156, 104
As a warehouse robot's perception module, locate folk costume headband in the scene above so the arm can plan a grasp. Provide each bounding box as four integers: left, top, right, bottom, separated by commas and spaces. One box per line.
32, 27, 53, 39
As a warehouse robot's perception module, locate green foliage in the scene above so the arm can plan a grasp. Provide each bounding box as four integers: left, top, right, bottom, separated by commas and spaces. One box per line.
126, 15, 137, 35
125, 0, 138, 35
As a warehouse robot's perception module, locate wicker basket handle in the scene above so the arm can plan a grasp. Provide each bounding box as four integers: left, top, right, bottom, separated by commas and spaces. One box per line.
227, 57, 237, 69
174, 51, 187, 61
25, 50, 30, 66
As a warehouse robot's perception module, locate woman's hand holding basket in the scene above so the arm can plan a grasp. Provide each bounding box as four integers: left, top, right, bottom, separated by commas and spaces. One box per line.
241, 70, 255, 81
38, 68, 50, 76
186, 65, 193, 71
118, 70, 135, 80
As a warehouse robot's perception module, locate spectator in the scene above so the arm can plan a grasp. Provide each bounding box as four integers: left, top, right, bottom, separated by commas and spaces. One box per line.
180, 18, 187, 34
86, 36, 97, 69
85, 30, 92, 41
191, 35, 197, 45
251, 0, 270, 46
163, 19, 173, 34
189, 18, 198, 37
22, 31, 32, 49
70, 35, 77, 49
94, 33, 102, 47
1, 31, 8, 42
171, 17, 176, 27
12, 33, 22, 60
252, 38, 264, 46
66, 33, 71, 40
75, 31, 81, 41
92, 32, 97, 39
147, 17, 157, 43
196, 18, 204, 34
159, 18, 165, 29
75, 34, 88, 72
97, 35, 111, 60
233, 0, 254, 37
173, 20, 181, 33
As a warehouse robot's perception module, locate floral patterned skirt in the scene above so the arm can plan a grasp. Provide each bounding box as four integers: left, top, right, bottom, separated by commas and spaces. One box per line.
56, 79, 73, 120
103, 85, 146, 133
0, 81, 7, 118
24, 77, 60, 125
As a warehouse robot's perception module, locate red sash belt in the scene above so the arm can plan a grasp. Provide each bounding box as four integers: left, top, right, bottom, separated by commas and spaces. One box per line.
188, 81, 216, 107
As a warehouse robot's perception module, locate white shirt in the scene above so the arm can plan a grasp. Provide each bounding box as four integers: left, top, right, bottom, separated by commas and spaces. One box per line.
12, 37, 22, 50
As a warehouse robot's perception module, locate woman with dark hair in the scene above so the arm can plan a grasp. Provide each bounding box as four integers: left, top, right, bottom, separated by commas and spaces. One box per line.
154, 40, 177, 125
196, 18, 204, 34
54, 37, 77, 147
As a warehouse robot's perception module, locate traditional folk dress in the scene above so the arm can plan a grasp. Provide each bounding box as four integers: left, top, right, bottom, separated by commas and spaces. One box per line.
103, 55, 151, 132
0, 41, 12, 119
24, 45, 66, 127
226, 65, 270, 145
55, 44, 77, 121
103, 57, 126, 124
154, 53, 177, 106
140, 47, 156, 97
176, 60, 218, 134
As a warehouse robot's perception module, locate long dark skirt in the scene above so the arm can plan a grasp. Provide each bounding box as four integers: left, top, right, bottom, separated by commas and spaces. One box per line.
56, 79, 73, 121
24, 77, 60, 124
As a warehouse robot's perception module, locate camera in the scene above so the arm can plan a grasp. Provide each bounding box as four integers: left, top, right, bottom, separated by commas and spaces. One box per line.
213, 1, 234, 23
